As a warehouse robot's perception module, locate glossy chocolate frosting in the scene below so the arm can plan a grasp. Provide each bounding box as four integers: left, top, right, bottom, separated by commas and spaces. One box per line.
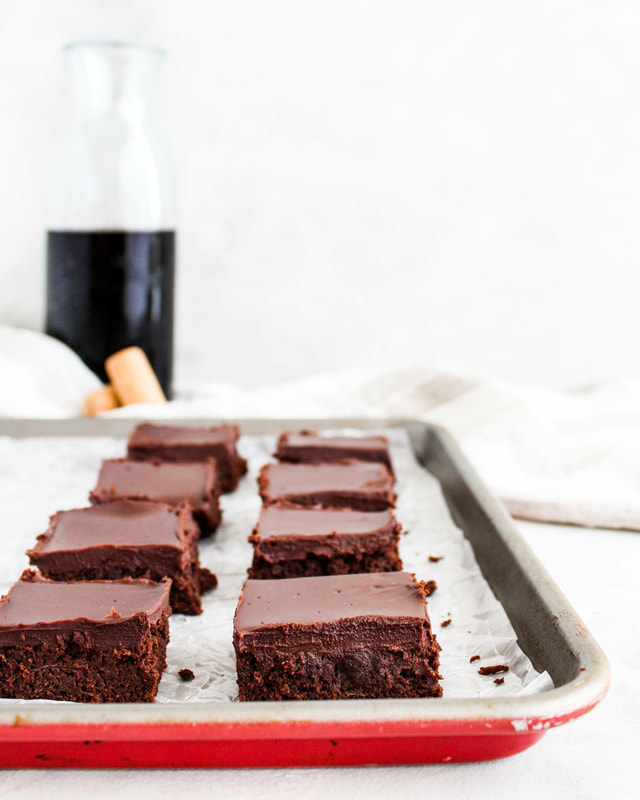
31, 501, 182, 553
128, 422, 240, 446
90, 458, 216, 507
0, 571, 171, 648
235, 571, 428, 631
260, 461, 393, 497
257, 507, 395, 538
279, 432, 389, 451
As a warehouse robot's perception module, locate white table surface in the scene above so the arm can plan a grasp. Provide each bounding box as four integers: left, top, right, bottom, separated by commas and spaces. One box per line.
0, 518, 635, 799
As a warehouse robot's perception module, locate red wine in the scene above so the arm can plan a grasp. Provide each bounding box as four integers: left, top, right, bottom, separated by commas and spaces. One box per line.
46, 230, 175, 398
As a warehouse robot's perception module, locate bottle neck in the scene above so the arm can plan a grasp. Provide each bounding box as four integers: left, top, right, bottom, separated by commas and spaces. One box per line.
64, 43, 163, 126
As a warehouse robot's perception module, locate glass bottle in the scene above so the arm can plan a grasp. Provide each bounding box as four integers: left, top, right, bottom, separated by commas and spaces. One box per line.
46, 41, 175, 398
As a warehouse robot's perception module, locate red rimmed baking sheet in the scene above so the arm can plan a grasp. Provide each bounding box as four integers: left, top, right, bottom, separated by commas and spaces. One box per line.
0, 418, 610, 768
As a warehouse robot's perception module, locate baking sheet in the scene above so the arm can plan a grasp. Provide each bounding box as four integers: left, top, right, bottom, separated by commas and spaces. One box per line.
0, 428, 552, 705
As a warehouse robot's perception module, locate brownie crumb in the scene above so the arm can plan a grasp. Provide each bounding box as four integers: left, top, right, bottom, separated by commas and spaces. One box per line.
428, 555, 443, 563
199, 567, 218, 593
421, 579, 437, 597
440, 618, 452, 628
493, 677, 505, 685
469, 655, 481, 663
178, 668, 195, 682
478, 665, 510, 676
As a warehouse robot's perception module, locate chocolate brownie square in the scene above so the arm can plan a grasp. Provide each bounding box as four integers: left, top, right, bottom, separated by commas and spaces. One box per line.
258, 461, 395, 511
89, 458, 221, 537
248, 506, 403, 579
127, 423, 247, 492
234, 571, 442, 701
0, 571, 171, 703
27, 501, 215, 615
275, 431, 394, 475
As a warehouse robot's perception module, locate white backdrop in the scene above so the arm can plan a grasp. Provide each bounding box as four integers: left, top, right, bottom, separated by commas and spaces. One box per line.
0, 0, 638, 389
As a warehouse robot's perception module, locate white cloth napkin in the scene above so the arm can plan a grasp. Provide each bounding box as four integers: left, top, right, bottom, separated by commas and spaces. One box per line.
1, 324, 638, 531
0, 326, 102, 417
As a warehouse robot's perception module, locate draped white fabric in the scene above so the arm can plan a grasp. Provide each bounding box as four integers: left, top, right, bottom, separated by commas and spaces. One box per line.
2, 324, 638, 531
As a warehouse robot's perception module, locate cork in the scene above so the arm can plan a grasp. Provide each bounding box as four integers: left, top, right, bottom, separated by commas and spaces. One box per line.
84, 385, 120, 417
105, 347, 167, 406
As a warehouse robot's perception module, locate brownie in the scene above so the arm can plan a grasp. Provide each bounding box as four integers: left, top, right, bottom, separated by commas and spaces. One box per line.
27, 501, 213, 615
234, 571, 442, 701
127, 423, 247, 492
276, 430, 394, 475
89, 458, 221, 537
248, 506, 403, 579
258, 461, 395, 511
0, 571, 171, 703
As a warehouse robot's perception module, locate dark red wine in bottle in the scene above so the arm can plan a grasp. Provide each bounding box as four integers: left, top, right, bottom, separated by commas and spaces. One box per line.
46, 230, 175, 398
47, 42, 175, 399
